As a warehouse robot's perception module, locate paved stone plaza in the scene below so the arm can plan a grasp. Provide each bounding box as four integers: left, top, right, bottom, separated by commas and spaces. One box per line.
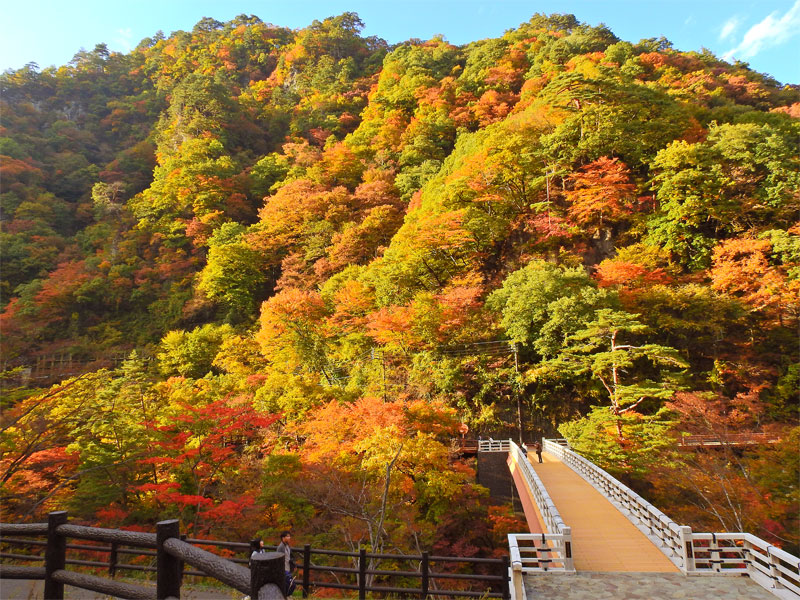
524, 572, 779, 599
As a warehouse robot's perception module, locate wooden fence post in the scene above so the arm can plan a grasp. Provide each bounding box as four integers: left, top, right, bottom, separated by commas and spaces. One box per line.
250, 552, 286, 598
44, 511, 68, 600
109, 541, 119, 578
156, 519, 182, 600
420, 551, 429, 599
302, 543, 311, 598
358, 548, 367, 600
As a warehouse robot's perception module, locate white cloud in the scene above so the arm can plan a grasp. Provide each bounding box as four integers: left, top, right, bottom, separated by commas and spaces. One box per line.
724, 0, 800, 60
719, 16, 740, 41
115, 28, 134, 53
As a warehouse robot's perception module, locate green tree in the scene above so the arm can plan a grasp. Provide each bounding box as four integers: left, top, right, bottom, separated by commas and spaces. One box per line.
487, 260, 614, 357
197, 223, 270, 317
546, 309, 686, 438
157, 323, 235, 378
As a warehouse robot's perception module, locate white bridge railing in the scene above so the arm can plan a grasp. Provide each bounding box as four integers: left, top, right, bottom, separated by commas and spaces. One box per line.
687, 533, 800, 599
542, 439, 800, 599
478, 438, 511, 452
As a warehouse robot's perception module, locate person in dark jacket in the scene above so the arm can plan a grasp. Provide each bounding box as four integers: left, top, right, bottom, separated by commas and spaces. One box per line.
532, 441, 543, 463
276, 531, 296, 595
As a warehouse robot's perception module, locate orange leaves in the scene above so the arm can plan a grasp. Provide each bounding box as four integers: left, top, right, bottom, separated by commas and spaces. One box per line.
407, 209, 473, 251
257, 287, 331, 368
710, 237, 797, 318
329, 280, 374, 331
435, 282, 485, 336
564, 156, 636, 229
366, 304, 416, 348
402, 398, 459, 436
0, 156, 42, 184
296, 396, 405, 463
595, 259, 670, 290
258, 288, 328, 340
472, 90, 518, 127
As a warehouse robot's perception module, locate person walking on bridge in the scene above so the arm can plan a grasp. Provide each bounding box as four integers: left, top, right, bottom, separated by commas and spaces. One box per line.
532, 440, 543, 463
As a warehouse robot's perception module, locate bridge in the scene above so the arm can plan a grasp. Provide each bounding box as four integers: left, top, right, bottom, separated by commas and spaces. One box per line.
2, 439, 798, 599
678, 432, 782, 447
481, 438, 800, 600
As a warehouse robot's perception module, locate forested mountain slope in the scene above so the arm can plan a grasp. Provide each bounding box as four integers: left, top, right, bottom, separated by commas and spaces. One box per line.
1, 13, 797, 556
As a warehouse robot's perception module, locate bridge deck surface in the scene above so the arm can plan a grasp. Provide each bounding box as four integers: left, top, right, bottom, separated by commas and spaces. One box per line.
531, 452, 678, 572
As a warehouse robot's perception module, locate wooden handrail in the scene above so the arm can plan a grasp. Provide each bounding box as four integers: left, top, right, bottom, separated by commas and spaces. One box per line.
1, 512, 511, 600
57, 524, 157, 549
53, 569, 154, 599
162, 537, 250, 595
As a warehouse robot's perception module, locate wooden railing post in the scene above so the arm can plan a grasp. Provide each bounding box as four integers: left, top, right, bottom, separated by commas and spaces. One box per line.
156, 519, 182, 599
710, 533, 721, 573
250, 552, 286, 598
302, 543, 311, 598
767, 546, 783, 590
562, 527, 573, 572
44, 510, 68, 600
358, 548, 367, 600
420, 551, 429, 599
109, 541, 119, 578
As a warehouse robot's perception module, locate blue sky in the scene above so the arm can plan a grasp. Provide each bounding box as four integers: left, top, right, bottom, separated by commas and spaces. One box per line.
2, 0, 798, 84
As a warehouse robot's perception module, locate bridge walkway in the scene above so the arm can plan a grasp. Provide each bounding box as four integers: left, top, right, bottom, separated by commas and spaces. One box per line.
530, 451, 677, 573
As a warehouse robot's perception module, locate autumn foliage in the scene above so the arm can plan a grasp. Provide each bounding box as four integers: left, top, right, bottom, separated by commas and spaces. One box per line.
1, 11, 798, 559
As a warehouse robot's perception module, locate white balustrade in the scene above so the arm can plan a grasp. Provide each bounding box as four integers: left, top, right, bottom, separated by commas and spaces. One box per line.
478, 438, 511, 452
541, 438, 800, 599
687, 533, 800, 599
